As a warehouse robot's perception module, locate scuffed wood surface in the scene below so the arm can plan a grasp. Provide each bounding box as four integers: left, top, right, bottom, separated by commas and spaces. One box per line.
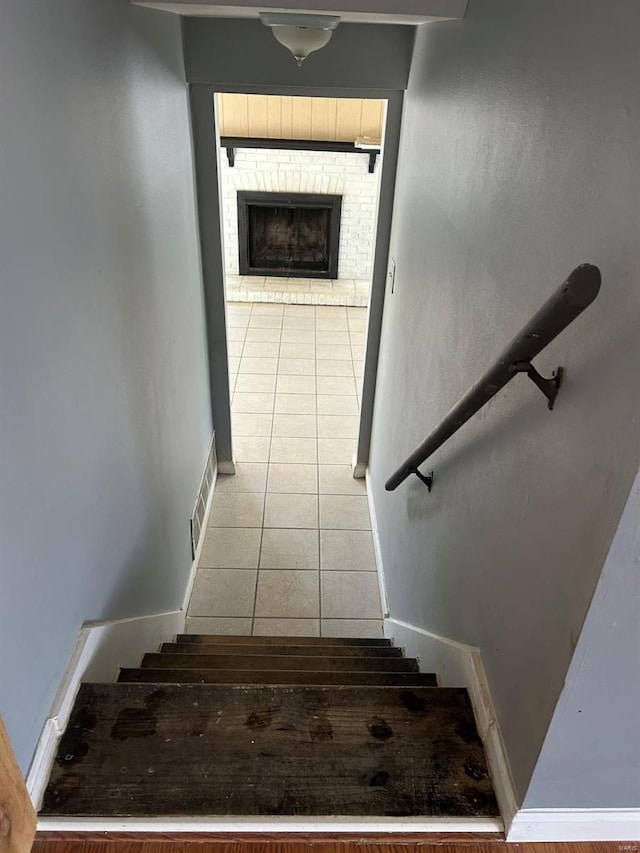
139, 654, 418, 673
118, 669, 436, 687
41, 684, 498, 818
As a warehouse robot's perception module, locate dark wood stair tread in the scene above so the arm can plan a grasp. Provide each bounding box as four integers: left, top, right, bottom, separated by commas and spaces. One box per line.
160, 642, 403, 658
41, 683, 498, 818
141, 653, 418, 672
176, 634, 392, 647
119, 668, 437, 687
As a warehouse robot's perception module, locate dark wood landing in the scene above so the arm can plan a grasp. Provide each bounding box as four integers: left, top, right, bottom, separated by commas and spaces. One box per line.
160, 643, 404, 658
141, 654, 419, 672
176, 635, 392, 647
119, 668, 437, 687
41, 683, 498, 819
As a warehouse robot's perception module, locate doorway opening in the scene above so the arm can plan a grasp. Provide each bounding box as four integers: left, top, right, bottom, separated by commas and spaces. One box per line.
183, 93, 390, 638
217, 93, 389, 458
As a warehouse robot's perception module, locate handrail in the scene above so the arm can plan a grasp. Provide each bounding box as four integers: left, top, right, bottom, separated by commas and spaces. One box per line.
385, 263, 602, 492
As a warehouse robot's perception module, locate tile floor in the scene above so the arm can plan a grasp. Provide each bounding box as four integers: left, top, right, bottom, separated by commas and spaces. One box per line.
186, 301, 383, 639
225, 274, 370, 307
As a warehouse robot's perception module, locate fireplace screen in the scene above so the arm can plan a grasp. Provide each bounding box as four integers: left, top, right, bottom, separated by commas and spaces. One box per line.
237, 191, 342, 278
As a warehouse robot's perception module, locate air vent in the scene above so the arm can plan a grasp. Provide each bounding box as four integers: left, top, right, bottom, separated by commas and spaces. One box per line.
190, 435, 216, 559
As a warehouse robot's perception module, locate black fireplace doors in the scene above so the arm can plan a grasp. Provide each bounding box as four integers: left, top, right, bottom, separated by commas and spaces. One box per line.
237, 191, 342, 279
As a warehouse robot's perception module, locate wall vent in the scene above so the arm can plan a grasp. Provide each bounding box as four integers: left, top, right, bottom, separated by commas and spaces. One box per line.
190, 434, 216, 559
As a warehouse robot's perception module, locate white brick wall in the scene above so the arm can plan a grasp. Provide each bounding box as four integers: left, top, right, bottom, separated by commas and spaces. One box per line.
219, 148, 381, 280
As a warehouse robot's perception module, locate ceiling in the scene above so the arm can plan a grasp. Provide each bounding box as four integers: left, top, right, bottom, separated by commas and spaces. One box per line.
218, 94, 385, 142
130, 0, 468, 25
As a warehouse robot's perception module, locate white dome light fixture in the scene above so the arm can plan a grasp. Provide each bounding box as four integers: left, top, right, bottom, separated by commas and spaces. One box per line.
259, 13, 341, 67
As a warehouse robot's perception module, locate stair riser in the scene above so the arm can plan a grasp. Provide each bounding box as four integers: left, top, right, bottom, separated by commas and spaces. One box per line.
141, 654, 419, 672
176, 635, 392, 647
160, 643, 403, 658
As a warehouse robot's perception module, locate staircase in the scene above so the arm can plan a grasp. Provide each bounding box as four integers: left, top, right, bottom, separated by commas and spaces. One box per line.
40, 634, 499, 820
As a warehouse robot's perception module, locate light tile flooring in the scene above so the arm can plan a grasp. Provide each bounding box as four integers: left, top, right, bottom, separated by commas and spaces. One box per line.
225, 274, 370, 307
186, 302, 383, 639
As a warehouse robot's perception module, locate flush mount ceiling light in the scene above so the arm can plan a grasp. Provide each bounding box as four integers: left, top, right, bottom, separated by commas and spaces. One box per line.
259, 13, 340, 66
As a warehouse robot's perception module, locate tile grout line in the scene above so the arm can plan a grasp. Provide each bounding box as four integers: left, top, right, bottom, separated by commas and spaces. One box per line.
315, 328, 322, 636
249, 300, 263, 636
252, 302, 283, 636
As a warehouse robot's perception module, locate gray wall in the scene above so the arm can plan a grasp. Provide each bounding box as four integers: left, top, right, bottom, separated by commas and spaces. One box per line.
183, 18, 414, 90
183, 18, 412, 466
0, 0, 211, 772
525, 466, 640, 808
368, 0, 640, 803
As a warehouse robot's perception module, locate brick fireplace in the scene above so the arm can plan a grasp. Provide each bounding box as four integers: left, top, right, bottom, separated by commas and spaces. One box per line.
219, 147, 381, 305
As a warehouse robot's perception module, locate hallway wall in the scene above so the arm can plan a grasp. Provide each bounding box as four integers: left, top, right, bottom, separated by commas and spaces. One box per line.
183, 18, 414, 91
524, 465, 640, 808
368, 0, 640, 803
0, 0, 211, 772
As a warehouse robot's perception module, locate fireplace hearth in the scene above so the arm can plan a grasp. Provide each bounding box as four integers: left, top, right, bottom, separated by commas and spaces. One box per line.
237, 191, 342, 279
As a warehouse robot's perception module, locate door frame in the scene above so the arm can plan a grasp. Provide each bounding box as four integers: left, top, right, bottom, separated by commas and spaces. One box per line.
189, 83, 405, 474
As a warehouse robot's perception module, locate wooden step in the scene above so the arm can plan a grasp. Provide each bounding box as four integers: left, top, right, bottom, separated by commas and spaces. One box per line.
41, 683, 498, 818
160, 642, 403, 658
141, 653, 418, 672
176, 634, 392, 647
119, 668, 437, 687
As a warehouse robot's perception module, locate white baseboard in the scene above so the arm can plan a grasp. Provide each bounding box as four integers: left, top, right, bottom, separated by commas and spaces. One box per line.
217, 459, 236, 475
365, 468, 389, 619
508, 808, 640, 841
383, 617, 518, 834
80, 610, 186, 682
26, 719, 58, 810
352, 459, 367, 479
36, 815, 504, 834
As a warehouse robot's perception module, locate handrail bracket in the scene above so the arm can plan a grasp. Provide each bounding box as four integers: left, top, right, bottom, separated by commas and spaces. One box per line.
409, 468, 434, 491
510, 361, 564, 410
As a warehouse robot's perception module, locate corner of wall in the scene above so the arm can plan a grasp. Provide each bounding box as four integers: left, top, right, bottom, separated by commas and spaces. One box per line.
365, 468, 390, 619
366, 466, 639, 841
366, 471, 518, 831
27, 432, 219, 812
26, 610, 186, 811
383, 616, 519, 832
